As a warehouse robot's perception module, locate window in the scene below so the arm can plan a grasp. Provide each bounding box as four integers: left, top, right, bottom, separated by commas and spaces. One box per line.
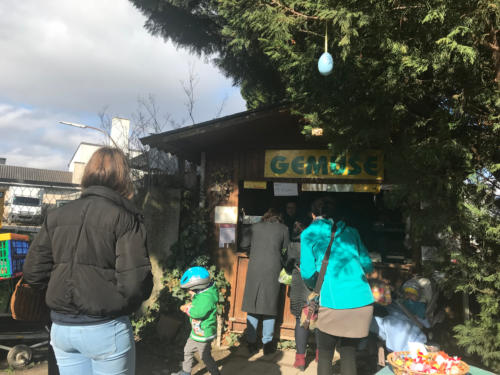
56, 200, 71, 207
13, 196, 40, 206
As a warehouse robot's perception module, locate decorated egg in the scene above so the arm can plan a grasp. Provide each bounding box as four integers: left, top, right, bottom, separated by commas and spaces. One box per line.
318, 52, 333, 76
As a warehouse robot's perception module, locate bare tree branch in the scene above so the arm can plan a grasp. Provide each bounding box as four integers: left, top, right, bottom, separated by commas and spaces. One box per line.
214, 94, 228, 119
180, 62, 199, 125
98, 106, 111, 136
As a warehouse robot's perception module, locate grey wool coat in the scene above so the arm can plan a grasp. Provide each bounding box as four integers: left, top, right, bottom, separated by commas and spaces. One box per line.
240, 221, 290, 316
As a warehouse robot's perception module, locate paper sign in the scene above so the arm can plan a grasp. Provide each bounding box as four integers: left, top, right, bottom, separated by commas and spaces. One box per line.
302, 183, 353, 192
219, 224, 236, 248
301, 183, 380, 193
241, 215, 261, 225
214, 206, 238, 224
273, 183, 298, 196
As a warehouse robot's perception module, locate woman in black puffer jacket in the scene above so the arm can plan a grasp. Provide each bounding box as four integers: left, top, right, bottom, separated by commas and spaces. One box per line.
23, 147, 153, 375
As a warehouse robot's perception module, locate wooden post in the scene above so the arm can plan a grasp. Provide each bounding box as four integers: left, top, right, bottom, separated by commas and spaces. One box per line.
199, 151, 206, 208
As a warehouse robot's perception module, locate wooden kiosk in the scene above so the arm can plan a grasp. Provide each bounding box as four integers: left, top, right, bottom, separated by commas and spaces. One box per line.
142, 106, 413, 340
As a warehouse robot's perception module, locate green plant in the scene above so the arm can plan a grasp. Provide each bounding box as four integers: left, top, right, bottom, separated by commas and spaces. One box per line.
225, 332, 242, 347
131, 303, 160, 338
133, 173, 233, 342
277, 340, 296, 350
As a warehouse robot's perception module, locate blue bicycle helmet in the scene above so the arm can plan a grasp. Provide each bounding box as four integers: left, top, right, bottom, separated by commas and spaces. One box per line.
180, 267, 211, 290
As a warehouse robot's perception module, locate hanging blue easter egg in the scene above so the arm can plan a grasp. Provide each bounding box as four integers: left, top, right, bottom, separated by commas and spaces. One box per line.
318, 52, 333, 76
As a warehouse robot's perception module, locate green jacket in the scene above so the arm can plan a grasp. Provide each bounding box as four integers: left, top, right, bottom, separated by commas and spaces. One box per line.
187, 284, 218, 342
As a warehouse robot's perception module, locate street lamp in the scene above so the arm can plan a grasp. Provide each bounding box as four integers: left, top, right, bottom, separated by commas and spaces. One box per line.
59, 121, 119, 149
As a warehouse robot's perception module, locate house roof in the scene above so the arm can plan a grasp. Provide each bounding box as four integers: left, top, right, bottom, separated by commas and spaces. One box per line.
68, 142, 102, 166
0, 164, 77, 187
141, 106, 328, 162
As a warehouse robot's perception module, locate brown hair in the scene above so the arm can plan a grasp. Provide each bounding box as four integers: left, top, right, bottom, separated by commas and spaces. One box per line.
262, 208, 283, 223
81, 147, 133, 198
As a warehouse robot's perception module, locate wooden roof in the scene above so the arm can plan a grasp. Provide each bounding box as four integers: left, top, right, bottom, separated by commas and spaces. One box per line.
140, 106, 328, 163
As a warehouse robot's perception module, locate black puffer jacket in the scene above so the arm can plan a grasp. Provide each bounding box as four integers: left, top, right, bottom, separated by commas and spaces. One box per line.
23, 186, 153, 317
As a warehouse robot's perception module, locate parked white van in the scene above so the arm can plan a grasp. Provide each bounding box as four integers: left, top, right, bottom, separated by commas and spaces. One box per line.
4, 186, 44, 225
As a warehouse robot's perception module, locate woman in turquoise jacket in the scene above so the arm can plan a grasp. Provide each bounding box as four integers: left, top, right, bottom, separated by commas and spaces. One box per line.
300, 199, 373, 375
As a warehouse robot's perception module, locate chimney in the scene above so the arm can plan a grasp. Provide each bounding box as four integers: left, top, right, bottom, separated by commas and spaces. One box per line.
110, 118, 130, 153
0, 158, 6, 165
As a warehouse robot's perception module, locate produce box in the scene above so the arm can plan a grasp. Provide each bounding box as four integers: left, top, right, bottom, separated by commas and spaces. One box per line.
0, 233, 29, 279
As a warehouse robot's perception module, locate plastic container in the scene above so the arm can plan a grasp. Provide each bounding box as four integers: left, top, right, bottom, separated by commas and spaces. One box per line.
0, 233, 29, 279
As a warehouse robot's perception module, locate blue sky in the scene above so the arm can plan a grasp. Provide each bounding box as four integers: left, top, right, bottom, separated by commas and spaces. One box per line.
0, 0, 246, 170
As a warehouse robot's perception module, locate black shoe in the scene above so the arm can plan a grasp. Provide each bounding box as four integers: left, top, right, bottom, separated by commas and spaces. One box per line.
247, 342, 258, 355
263, 341, 276, 355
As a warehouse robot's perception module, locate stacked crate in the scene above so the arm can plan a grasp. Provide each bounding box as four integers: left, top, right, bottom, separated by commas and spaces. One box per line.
0, 233, 29, 279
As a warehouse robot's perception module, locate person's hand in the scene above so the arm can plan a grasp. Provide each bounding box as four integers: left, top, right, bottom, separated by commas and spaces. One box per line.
293, 221, 303, 232
180, 303, 192, 314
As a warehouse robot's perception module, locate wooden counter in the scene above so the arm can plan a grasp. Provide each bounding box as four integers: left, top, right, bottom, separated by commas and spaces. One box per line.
226, 253, 414, 340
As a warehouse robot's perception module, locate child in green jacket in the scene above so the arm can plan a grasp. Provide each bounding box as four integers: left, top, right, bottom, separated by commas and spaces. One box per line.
171, 267, 220, 375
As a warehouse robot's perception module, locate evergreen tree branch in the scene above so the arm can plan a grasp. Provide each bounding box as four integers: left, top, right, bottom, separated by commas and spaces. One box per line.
269, 0, 319, 20
298, 28, 322, 37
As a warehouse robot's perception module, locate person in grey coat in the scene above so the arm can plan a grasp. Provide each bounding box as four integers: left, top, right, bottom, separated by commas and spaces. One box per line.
240, 208, 290, 355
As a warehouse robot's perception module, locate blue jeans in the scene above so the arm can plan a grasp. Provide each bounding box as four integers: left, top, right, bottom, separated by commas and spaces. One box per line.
50, 316, 135, 375
246, 313, 276, 344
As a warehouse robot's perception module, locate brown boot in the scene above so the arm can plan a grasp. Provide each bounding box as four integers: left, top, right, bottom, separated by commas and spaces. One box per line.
293, 353, 306, 371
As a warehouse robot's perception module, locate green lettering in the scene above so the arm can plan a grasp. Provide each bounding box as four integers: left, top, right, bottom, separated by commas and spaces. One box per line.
348, 155, 361, 175
270, 156, 289, 174
330, 156, 346, 175
364, 156, 379, 176
291, 156, 305, 174
306, 156, 328, 175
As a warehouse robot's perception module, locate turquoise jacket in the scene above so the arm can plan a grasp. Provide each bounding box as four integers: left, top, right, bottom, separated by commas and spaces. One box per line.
300, 219, 374, 309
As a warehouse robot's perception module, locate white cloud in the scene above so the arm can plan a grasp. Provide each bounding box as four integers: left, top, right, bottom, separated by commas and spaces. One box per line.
0, 0, 246, 169
0, 103, 103, 169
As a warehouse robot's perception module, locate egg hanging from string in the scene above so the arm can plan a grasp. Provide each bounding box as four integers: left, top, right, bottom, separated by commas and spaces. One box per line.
318, 23, 333, 76
318, 52, 333, 76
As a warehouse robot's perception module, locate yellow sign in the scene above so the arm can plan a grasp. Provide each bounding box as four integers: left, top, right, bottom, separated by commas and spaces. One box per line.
243, 181, 267, 190
353, 184, 381, 193
264, 150, 383, 180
